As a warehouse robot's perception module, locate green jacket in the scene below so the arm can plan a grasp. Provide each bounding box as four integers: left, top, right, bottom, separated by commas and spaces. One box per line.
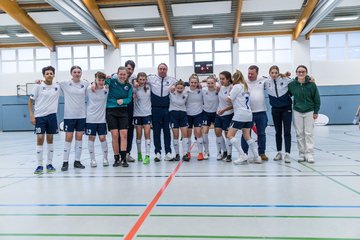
288, 76, 321, 114
105, 78, 133, 108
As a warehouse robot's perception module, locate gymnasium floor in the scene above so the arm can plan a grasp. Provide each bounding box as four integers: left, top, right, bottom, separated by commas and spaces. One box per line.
0, 125, 360, 240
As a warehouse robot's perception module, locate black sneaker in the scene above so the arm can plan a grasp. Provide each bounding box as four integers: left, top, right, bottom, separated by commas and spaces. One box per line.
74, 161, 85, 169
226, 155, 232, 162
121, 159, 129, 167
113, 160, 120, 167
61, 162, 69, 171
182, 154, 190, 161
175, 154, 180, 161
222, 151, 228, 160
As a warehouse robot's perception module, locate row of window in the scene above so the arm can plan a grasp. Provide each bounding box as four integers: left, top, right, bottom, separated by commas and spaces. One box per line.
1, 32, 360, 73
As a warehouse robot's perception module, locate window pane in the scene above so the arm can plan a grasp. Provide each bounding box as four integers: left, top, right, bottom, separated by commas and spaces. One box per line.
239, 51, 254, 64
90, 58, 104, 70
215, 39, 231, 51
90, 45, 104, 57
74, 46, 88, 58
328, 34, 345, 47
310, 35, 326, 48
275, 50, 291, 62
74, 58, 88, 70
176, 54, 193, 66
238, 38, 254, 50
137, 43, 152, 55
328, 48, 345, 60
348, 48, 360, 59
2, 62, 16, 73
121, 44, 135, 56
176, 41, 192, 53
36, 60, 51, 72
195, 53, 212, 61
154, 42, 169, 54
257, 50, 273, 63
348, 33, 360, 47
275, 36, 291, 49
36, 48, 50, 59
195, 40, 212, 53
58, 59, 72, 71
137, 56, 152, 68
154, 55, 169, 67
1, 49, 16, 60
18, 49, 33, 60
57, 47, 72, 59
257, 37, 272, 50
19, 61, 34, 72
121, 57, 135, 66
310, 48, 327, 61
214, 52, 232, 64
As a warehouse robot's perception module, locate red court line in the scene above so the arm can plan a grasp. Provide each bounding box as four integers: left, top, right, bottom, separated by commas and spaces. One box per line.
124, 143, 195, 239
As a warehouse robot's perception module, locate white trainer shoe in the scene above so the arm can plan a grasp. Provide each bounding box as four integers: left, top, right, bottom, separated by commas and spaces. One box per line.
273, 152, 282, 161
233, 155, 248, 165
216, 153, 223, 160
307, 156, 315, 163
90, 159, 97, 168
164, 153, 173, 161
298, 155, 306, 162
252, 156, 262, 164
103, 159, 109, 167
154, 153, 162, 162
284, 153, 291, 163
203, 152, 209, 160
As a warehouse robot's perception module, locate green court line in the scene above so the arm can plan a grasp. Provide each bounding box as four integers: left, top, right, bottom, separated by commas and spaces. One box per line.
1, 213, 360, 219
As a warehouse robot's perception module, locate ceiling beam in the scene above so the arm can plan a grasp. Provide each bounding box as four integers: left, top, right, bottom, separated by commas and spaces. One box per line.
292, 0, 319, 40
157, 0, 174, 46
0, 0, 55, 51
18, 3, 53, 10
233, 0, 243, 43
0, 40, 102, 49
82, 0, 119, 48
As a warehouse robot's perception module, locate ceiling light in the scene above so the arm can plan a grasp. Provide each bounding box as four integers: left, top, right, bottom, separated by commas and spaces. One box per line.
333, 15, 359, 21
144, 26, 165, 31
0, 34, 10, 38
114, 28, 135, 33
273, 19, 296, 25
16, 33, 33, 37
192, 23, 214, 29
241, 21, 264, 26
60, 31, 82, 35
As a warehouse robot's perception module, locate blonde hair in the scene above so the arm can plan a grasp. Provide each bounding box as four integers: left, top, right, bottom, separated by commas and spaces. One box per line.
232, 70, 248, 92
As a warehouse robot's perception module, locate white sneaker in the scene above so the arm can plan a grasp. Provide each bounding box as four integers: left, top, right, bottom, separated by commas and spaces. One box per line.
273, 152, 282, 161
298, 155, 306, 162
284, 153, 291, 163
203, 152, 209, 160
216, 153, 223, 160
103, 159, 109, 167
307, 156, 315, 163
233, 155, 248, 165
251, 156, 262, 164
90, 159, 97, 167
126, 153, 135, 162
164, 153, 173, 161
154, 153, 162, 162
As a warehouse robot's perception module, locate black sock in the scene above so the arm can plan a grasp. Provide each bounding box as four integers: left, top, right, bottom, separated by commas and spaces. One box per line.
114, 154, 120, 161
120, 151, 126, 161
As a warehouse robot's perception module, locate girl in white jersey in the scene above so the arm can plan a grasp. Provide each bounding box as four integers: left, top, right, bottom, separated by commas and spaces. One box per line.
202, 76, 219, 159
169, 80, 191, 161
215, 71, 234, 162
133, 72, 152, 165
59, 66, 89, 171
227, 70, 262, 165
85, 72, 109, 168
186, 74, 204, 161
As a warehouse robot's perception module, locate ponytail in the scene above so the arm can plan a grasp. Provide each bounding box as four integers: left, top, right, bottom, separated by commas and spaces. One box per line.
232, 70, 248, 92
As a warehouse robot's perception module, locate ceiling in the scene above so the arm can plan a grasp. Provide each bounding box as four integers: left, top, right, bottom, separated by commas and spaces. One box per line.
0, 0, 359, 50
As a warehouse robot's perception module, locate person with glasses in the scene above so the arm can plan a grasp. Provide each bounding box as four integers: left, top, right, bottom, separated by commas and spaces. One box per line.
288, 65, 321, 163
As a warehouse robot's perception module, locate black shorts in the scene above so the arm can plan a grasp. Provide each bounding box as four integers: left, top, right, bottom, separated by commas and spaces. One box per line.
35, 113, 58, 134
106, 107, 128, 130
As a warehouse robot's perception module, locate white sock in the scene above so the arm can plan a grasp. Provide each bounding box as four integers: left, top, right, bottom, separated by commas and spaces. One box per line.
173, 139, 179, 154
226, 138, 232, 156
188, 138, 192, 150
216, 136, 223, 154
230, 138, 244, 158
63, 141, 71, 162
101, 141, 108, 160
47, 144, 54, 165
36, 145, 43, 166
88, 140, 95, 161
203, 133, 209, 153
145, 139, 151, 156
247, 139, 259, 158
196, 137, 203, 153
182, 138, 189, 154
75, 140, 82, 161
136, 139, 142, 154
221, 137, 226, 153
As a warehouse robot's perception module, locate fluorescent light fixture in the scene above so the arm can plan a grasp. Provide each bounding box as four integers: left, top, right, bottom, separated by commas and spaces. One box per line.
16, 33, 33, 37
0, 34, 10, 38
60, 31, 82, 35
241, 21, 264, 26
114, 28, 135, 33
273, 19, 296, 25
172, 1, 231, 17
192, 23, 213, 29
333, 15, 359, 21
144, 26, 165, 31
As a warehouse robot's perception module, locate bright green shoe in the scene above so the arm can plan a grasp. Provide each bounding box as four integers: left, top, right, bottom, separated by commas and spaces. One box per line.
138, 152, 143, 162
143, 155, 150, 165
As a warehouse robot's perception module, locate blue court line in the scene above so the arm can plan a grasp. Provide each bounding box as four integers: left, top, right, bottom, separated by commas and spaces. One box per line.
2, 203, 360, 208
